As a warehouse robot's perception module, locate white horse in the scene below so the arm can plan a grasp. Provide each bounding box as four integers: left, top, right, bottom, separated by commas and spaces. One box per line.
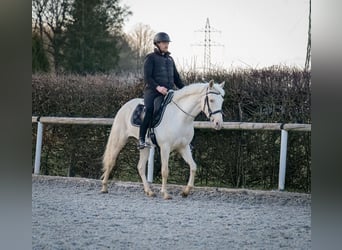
101, 80, 225, 199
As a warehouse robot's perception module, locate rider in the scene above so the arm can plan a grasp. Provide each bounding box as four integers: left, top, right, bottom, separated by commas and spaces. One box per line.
138, 32, 185, 149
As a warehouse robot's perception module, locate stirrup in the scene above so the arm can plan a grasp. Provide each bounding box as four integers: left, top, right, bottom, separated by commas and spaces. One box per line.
137, 140, 151, 149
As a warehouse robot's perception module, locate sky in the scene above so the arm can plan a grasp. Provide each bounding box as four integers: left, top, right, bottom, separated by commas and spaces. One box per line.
121, 0, 310, 70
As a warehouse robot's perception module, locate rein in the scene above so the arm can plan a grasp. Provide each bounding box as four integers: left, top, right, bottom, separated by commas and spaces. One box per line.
171, 99, 197, 118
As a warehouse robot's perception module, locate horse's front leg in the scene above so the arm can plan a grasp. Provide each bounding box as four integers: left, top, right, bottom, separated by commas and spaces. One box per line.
137, 148, 155, 197
160, 146, 172, 199
179, 144, 197, 197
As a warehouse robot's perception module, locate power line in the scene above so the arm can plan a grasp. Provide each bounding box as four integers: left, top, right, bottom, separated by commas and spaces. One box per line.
305, 0, 311, 71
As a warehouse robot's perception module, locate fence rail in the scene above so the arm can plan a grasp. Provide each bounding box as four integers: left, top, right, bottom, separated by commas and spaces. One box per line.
32, 116, 311, 131
32, 116, 311, 191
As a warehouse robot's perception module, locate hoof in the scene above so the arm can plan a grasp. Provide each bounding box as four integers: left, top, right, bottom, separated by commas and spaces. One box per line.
101, 183, 108, 193
181, 191, 189, 198
181, 186, 192, 197
163, 193, 172, 200
101, 186, 108, 193
145, 190, 156, 197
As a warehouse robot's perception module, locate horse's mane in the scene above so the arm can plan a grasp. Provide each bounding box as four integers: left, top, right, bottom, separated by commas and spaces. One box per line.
173, 82, 225, 101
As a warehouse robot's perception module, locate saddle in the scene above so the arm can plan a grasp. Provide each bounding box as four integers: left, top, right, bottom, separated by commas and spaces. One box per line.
131, 91, 174, 129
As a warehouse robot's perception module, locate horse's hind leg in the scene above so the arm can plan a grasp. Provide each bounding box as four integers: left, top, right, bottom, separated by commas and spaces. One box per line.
137, 148, 155, 197
101, 132, 127, 193
178, 145, 197, 197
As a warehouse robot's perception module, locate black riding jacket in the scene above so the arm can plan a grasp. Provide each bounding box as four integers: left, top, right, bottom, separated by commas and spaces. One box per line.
143, 48, 184, 92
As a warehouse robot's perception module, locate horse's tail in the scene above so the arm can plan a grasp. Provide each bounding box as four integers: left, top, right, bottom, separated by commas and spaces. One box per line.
101, 129, 117, 180
101, 98, 141, 182
101, 109, 132, 180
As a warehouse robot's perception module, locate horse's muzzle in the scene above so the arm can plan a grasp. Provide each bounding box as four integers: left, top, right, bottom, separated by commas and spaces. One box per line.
214, 122, 222, 130
211, 117, 223, 130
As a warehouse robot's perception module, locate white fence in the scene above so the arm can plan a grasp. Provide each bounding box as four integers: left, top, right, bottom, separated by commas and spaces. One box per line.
32, 116, 311, 191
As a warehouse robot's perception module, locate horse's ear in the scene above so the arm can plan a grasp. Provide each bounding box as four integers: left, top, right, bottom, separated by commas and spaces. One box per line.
220, 81, 225, 89
209, 79, 214, 88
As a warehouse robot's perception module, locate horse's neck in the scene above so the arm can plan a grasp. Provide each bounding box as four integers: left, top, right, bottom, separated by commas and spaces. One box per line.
172, 84, 206, 118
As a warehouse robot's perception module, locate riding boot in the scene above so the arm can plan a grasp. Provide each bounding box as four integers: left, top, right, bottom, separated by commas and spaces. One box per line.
139, 106, 153, 149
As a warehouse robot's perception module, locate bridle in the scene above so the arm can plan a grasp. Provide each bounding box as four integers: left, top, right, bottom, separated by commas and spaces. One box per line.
203, 89, 224, 119
171, 88, 224, 119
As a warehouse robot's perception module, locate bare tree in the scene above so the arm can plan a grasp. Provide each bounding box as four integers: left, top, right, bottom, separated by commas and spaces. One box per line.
32, 0, 48, 38
126, 23, 155, 71
32, 0, 72, 72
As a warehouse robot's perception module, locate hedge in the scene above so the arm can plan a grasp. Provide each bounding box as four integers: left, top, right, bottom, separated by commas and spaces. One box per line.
32, 67, 311, 192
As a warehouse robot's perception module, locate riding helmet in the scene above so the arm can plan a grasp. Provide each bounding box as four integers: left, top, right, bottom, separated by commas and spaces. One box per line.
153, 32, 171, 45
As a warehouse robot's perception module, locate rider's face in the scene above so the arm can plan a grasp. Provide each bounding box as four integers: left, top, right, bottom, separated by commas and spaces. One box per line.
157, 42, 169, 53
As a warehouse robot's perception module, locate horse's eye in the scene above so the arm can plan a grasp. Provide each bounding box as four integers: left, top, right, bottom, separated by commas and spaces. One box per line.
209, 99, 214, 103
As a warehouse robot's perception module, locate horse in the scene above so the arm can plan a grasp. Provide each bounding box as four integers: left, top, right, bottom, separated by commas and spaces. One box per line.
101, 80, 225, 199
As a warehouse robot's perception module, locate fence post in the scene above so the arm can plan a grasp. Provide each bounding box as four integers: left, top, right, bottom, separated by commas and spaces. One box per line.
147, 147, 155, 183
34, 121, 44, 175
278, 129, 288, 190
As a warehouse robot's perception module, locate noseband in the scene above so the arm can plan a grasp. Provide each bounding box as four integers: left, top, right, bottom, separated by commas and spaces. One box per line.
203, 89, 223, 118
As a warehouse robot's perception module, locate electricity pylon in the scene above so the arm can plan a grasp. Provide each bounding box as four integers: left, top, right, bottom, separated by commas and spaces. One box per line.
192, 18, 223, 74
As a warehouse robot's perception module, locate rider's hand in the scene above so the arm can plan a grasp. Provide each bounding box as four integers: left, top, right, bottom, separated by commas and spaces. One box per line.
156, 85, 168, 95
